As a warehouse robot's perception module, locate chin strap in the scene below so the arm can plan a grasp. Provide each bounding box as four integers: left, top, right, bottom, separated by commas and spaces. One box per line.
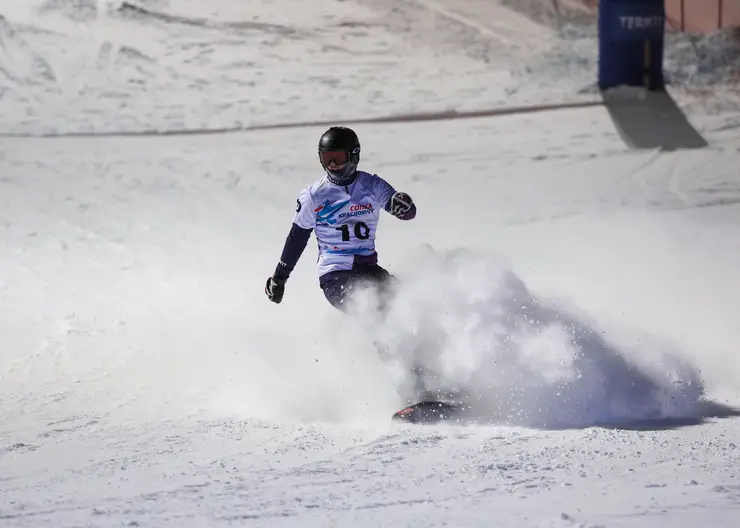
325, 163, 357, 186
326, 168, 357, 186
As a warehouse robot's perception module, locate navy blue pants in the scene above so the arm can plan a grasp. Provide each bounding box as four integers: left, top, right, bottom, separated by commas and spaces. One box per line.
320, 264, 397, 313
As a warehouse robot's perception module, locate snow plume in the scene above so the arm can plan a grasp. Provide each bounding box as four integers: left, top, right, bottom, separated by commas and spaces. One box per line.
351, 245, 705, 429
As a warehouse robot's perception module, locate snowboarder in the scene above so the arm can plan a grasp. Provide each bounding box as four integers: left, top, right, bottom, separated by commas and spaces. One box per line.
264, 126, 417, 313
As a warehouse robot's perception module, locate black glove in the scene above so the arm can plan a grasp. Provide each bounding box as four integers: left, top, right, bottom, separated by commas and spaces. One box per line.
388, 192, 414, 218
265, 276, 287, 304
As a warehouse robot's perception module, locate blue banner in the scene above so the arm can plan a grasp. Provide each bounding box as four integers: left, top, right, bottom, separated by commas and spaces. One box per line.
598, 0, 665, 90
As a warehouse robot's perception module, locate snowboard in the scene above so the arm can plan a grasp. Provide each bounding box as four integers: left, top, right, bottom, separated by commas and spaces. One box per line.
391, 400, 463, 424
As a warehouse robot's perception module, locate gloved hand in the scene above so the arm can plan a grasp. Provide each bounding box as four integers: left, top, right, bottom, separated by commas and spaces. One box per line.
388, 191, 414, 219
265, 276, 287, 304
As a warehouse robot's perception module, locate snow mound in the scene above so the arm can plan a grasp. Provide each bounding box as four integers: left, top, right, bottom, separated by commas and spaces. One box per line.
665, 28, 740, 87
37, 0, 118, 20
498, 0, 597, 32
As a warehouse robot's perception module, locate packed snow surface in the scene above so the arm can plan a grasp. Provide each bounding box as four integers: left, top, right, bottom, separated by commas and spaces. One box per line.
1, 0, 740, 526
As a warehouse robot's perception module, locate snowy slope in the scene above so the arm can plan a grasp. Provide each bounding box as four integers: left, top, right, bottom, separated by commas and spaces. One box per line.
0, 0, 579, 136
2, 0, 740, 526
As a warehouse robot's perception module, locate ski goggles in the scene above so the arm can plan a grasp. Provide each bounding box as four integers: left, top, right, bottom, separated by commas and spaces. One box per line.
319, 150, 349, 167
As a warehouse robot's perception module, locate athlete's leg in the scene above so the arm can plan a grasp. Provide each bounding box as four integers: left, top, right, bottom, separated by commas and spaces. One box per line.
360, 264, 399, 315
321, 266, 426, 402
320, 271, 357, 313
320, 264, 399, 313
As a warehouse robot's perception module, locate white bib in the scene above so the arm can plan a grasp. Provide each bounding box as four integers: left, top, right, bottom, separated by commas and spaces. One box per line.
293, 171, 396, 278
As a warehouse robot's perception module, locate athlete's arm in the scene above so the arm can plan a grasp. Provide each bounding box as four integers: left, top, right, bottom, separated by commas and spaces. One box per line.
273, 223, 312, 280
372, 174, 417, 221
265, 190, 316, 304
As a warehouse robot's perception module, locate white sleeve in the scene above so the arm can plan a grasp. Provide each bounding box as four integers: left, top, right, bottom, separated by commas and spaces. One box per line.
371, 174, 396, 209
293, 188, 316, 230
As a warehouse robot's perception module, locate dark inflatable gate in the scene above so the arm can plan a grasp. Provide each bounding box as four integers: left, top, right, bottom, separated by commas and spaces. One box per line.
598, 0, 666, 91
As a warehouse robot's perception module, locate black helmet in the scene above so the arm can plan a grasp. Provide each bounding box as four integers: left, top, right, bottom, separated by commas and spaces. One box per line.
318, 126, 361, 185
